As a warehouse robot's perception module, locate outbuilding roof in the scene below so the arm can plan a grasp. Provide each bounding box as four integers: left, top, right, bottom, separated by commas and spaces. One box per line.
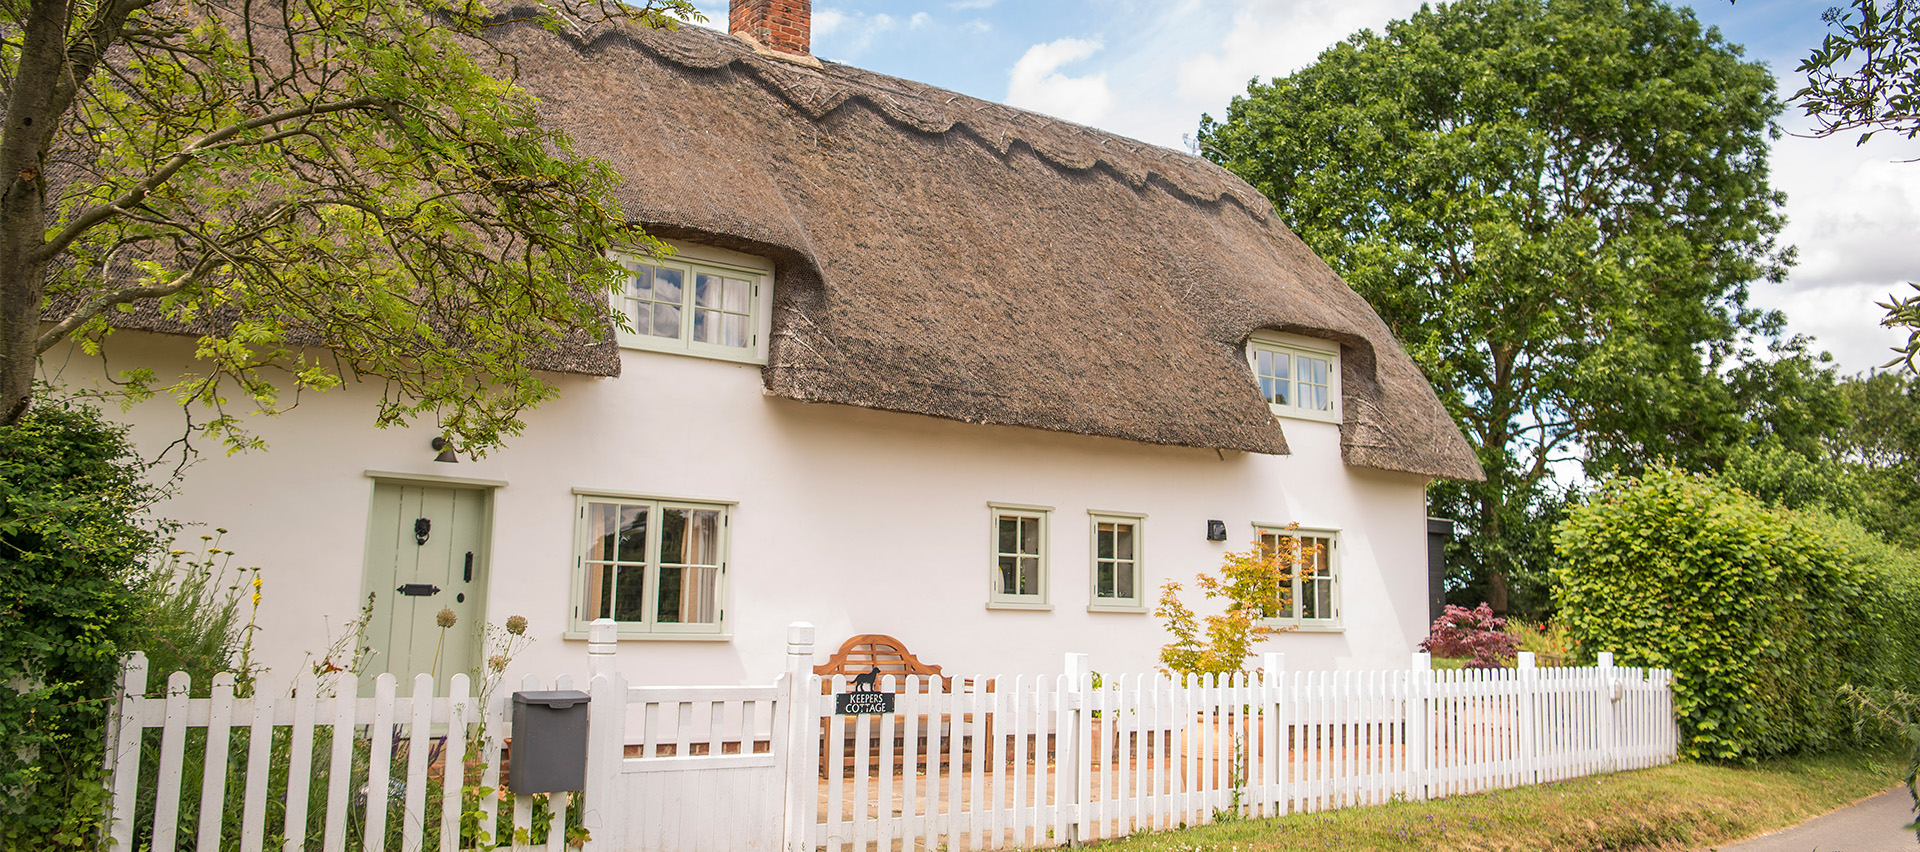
504, 18, 1481, 481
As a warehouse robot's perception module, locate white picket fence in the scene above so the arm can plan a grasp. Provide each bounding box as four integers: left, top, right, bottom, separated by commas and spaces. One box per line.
800, 650, 1675, 850
103, 623, 1675, 852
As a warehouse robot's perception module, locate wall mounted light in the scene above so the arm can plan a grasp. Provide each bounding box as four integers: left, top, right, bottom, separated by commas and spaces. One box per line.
431, 437, 458, 463
1206, 520, 1227, 541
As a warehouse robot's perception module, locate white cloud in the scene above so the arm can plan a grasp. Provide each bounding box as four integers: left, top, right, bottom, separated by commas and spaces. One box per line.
1175, 0, 1423, 108
949, 0, 997, 9
910, 12, 932, 29
961, 18, 991, 34
1006, 37, 1114, 126
813, 7, 848, 36
811, 8, 900, 57
1760, 122, 1920, 372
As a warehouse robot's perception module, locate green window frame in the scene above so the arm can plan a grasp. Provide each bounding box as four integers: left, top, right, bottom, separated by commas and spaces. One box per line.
572, 492, 731, 637
613, 248, 769, 365
988, 503, 1051, 609
1254, 526, 1340, 629
1088, 512, 1146, 612
1247, 333, 1340, 423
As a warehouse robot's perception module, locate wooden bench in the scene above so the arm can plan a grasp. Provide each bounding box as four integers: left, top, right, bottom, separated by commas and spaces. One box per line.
812, 634, 992, 776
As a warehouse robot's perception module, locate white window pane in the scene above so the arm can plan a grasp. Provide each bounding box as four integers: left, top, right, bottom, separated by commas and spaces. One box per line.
692, 309, 716, 344
1096, 525, 1115, 559
586, 562, 613, 620
1096, 562, 1115, 598
722, 314, 750, 347
1019, 517, 1040, 555
651, 303, 680, 338
615, 563, 647, 622
654, 267, 683, 303
998, 555, 1018, 593
1255, 349, 1272, 375
1019, 556, 1040, 594
695, 273, 721, 308
618, 505, 647, 561
998, 518, 1018, 554
1116, 524, 1134, 560
723, 278, 752, 313
1116, 562, 1134, 600
588, 503, 618, 562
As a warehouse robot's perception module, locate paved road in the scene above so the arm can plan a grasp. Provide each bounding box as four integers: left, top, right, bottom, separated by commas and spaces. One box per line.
1710, 788, 1918, 851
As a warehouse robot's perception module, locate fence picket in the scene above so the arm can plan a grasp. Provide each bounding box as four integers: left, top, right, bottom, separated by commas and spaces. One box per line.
242, 689, 277, 852
284, 673, 320, 852
324, 683, 356, 852
197, 673, 237, 852
151, 671, 191, 852
441, 674, 470, 852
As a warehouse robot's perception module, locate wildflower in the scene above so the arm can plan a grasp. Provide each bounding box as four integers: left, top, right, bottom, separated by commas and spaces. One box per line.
505, 615, 528, 636
489, 654, 509, 673
251, 592, 262, 606
436, 608, 457, 629
252, 576, 262, 589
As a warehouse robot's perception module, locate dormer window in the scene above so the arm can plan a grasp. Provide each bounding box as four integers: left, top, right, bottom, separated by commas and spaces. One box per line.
1248, 332, 1341, 423
613, 243, 773, 365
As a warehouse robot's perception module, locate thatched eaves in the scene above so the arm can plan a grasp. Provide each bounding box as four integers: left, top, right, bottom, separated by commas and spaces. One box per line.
497, 19, 1480, 481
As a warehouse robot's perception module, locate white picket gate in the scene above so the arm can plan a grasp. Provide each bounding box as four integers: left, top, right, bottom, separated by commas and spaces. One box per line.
103, 624, 1674, 852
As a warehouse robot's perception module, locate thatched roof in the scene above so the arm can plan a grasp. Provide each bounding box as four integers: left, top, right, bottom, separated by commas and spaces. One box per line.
495, 18, 1481, 481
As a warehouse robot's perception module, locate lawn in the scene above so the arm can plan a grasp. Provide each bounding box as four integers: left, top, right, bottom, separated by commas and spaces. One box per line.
1084, 749, 1904, 852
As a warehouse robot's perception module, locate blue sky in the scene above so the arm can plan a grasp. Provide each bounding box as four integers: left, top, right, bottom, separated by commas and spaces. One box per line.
690, 1, 1920, 375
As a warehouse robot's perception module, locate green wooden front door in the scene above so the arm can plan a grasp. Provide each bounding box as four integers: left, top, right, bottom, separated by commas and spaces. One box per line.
360, 482, 489, 691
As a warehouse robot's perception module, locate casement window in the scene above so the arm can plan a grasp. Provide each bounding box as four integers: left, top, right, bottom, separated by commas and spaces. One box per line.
613, 245, 771, 364
988, 504, 1051, 609
1255, 526, 1340, 629
1247, 333, 1340, 423
573, 493, 731, 637
1088, 512, 1146, 612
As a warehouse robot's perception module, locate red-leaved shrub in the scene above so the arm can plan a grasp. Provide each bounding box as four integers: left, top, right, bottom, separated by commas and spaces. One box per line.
1420, 603, 1519, 668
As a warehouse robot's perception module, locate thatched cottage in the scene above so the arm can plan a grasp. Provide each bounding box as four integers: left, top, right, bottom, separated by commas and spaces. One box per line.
68, 0, 1480, 688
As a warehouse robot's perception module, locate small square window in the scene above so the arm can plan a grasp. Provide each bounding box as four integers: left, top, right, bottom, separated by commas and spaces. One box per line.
1089, 512, 1146, 612
1254, 526, 1340, 629
1248, 334, 1340, 423
988, 504, 1051, 609
574, 494, 730, 636
613, 248, 768, 364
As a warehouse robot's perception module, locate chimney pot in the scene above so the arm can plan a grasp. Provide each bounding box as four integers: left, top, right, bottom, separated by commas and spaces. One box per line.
730, 0, 811, 57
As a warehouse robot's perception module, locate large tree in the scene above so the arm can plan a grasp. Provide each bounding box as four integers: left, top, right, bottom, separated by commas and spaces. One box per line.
1197, 0, 1791, 612
0, 0, 693, 453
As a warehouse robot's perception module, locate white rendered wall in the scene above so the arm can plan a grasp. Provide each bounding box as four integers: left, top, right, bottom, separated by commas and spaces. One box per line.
45, 332, 1434, 691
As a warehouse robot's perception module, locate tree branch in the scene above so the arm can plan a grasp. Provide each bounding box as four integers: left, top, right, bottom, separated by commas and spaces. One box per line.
36, 95, 389, 262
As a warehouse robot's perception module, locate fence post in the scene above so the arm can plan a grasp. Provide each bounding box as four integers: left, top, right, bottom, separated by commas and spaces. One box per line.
1261, 653, 1284, 817
582, 618, 622, 851
783, 622, 817, 852
1407, 652, 1431, 801
1596, 651, 1617, 772
1516, 651, 1537, 785
1062, 652, 1090, 846
102, 651, 148, 852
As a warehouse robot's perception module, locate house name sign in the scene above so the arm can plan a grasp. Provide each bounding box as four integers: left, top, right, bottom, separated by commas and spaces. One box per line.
834, 691, 894, 715
835, 672, 894, 714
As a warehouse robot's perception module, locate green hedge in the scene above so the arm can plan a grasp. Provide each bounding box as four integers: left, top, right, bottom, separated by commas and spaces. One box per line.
0, 402, 163, 849
1553, 467, 1920, 762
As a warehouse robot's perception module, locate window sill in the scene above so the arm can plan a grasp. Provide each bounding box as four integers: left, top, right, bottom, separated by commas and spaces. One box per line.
985, 601, 1053, 612
1273, 623, 1344, 634
616, 339, 767, 367
1086, 604, 1148, 614
562, 630, 732, 642
1267, 407, 1342, 425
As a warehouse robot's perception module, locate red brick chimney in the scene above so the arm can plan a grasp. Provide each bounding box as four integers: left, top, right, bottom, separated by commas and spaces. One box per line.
730, 0, 811, 58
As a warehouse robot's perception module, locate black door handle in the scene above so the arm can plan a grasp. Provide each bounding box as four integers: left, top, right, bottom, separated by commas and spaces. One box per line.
396, 583, 441, 597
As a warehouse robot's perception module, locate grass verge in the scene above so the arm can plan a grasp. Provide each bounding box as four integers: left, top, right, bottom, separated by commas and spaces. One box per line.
1086, 749, 1902, 852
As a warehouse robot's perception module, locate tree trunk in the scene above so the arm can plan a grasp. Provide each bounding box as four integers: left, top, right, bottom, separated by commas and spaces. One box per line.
0, 0, 75, 426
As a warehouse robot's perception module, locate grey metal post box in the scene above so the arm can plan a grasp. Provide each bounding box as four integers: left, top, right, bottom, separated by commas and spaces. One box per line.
509, 690, 591, 793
